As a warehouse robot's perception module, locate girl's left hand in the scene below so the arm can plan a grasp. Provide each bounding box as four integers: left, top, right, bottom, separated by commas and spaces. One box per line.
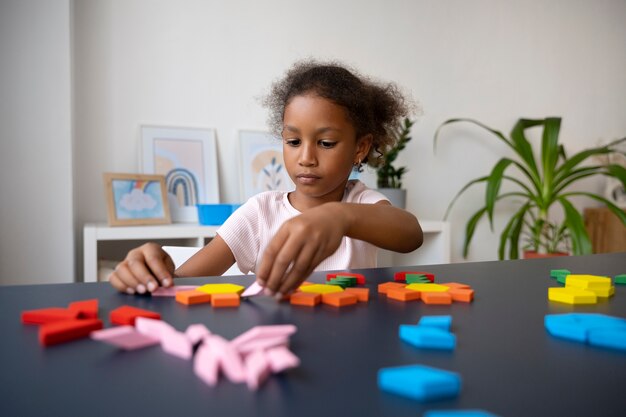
256, 203, 348, 297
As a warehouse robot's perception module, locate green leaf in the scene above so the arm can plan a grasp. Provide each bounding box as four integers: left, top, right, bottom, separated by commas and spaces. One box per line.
443, 176, 489, 220
557, 197, 592, 255
509, 119, 543, 183
605, 164, 626, 191
540, 117, 561, 186
434, 118, 514, 153
554, 146, 614, 184
562, 191, 626, 226
498, 203, 530, 260
507, 203, 530, 259
463, 207, 488, 258
486, 158, 514, 229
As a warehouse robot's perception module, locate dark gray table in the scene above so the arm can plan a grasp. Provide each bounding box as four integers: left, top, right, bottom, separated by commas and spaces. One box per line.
1, 253, 625, 417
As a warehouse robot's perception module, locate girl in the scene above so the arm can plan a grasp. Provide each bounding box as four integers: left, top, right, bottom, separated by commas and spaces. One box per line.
109, 60, 423, 298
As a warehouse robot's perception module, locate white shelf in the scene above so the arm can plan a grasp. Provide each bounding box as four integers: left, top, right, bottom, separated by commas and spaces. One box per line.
83, 220, 451, 283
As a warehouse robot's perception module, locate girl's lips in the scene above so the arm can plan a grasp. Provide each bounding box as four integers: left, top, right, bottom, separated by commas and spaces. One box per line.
296, 174, 321, 185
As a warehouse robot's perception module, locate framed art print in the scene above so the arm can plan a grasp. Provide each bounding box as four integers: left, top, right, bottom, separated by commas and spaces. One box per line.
103, 173, 171, 226
141, 126, 220, 222
238, 130, 294, 201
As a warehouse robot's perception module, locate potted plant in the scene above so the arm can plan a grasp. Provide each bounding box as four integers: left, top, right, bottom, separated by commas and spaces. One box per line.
434, 117, 626, 259
374, 117, 415, 208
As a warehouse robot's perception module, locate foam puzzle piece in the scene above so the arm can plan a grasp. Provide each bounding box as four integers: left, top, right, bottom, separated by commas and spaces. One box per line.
378, 282, 407, 294
196, 283, 245, 295
378, 364, 461, 402
544, 313, 626, 343
587, 327, 626, 351
39, 319, 103, 346
299, 284, 343, 294
548, 287, 597, 305
236, 336, 289, 355
439, 282, 472, 289
550, 269, 571, 279
208, 335, 247, 383
175, 289, 212, 305
424, 410, 500, 417
406, 283, 450, 293
387, 287, 421, 302
400, 325, 456, 350
194, 343, 220, 387
421, 292, 453, 305
68, 299, 99, 319
289, 291, 321, 306
241, 281, 265, 298
321, 292, 358, 307
615, 274, 626, 285
406, 274, 431, 284
326, 272, 366, 285
185, 324, 211, 345
265, 345, 301, 373
135, 317, 175, 340
109, 306, 161, 326
91, 325, 160, 350
245, 349, 271, 390
448, 288, 474, 303
161, 329, 193, 359
211, 293, 240, 308
344, 287, 370, 302
151, 285, 198, 297
394, 271, 435, 283
231, 325, 297, 349
565, 274, 612, 289
21, 308, 80, 325
419, 315, 452, 331
581, 286, 615, 298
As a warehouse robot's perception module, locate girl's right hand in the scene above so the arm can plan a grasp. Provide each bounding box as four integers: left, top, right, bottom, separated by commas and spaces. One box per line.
108, 243, 175, 294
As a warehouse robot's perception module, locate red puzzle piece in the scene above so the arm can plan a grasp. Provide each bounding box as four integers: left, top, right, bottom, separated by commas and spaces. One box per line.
39, 319, 103, 346
326, 272, 366, 285
68, 299, 99, 319
21, 308, 80, 325
109, 305, 161, 326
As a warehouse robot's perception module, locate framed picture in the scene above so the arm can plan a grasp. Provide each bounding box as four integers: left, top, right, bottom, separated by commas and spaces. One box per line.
239, 130, 294, 201
141, 126, 220, 222
103, 173, 171, 226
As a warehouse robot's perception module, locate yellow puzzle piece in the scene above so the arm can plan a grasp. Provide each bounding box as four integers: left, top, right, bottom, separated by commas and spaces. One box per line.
405, 283, 450, 293
196, 283, 245, 295
565, 274, 612, 290
299, 284, 343, 294
548, 287, 597, 305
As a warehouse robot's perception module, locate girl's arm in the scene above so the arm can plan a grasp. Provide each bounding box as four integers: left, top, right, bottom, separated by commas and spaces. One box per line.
256, 201, 422, 296
108, 235, 236, 294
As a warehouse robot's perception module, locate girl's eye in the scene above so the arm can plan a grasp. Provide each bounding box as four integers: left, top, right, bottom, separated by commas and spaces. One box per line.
285, 138, 301, 147
319, 140, 337, 149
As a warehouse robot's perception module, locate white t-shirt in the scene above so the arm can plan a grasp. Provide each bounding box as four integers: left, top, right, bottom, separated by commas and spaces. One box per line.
217, 180, 388, 274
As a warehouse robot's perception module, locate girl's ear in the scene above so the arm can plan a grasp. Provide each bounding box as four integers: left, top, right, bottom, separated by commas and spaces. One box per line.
355, 134, 373, 163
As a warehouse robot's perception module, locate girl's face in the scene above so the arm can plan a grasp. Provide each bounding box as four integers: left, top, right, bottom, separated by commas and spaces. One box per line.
282, 93, 371, 208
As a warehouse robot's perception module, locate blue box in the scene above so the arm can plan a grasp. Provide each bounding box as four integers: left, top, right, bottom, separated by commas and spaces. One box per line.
196, 204, 240, 225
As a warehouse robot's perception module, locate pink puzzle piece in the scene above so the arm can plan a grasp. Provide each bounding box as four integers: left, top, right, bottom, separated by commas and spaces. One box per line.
161, 330, 193, 360
91, 326, 160, 350
230, 325, 297, 349
265, 346, 300, 373
208, 335, 247, 383
151, 285, 199, 297
241, 281, 265, 298
135, 317, 175, 340
236, 335, 289, 355
194, 343, 220, 387
185, 324, 211, 345
245, 349, 271, 390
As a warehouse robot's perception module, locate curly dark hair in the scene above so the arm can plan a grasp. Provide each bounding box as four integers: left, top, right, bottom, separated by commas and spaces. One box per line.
263, 59, 414, 167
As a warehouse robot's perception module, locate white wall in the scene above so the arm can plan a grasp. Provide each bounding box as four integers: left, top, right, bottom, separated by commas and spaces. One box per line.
2, 0, 625, 284
0, 0, 74, 285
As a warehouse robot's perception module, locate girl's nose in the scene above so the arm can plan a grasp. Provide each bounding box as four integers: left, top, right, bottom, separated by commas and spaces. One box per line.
298, 142, 317, 166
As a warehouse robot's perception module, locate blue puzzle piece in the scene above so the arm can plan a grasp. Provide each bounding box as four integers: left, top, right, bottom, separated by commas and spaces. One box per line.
378, 364, 461, 402
400, 325, 456, 350
424, 410, 500, 417
545, 313, 626, 344
588, 327, 626, 351
418, 315, 453, 331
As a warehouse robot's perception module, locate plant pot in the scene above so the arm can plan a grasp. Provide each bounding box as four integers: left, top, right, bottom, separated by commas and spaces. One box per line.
523, 251, 569, 259
377, 188, 406, 209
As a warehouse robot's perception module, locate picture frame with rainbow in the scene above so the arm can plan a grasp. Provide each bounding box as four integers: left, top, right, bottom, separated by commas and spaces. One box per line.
103, 173, 171, 226
141, 125, 220, 223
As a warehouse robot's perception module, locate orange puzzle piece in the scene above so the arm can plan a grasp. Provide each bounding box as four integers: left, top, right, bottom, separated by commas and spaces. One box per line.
378, 282, 407, 295
321, 292, 358, 307
344, 287, 370, 302
448, 288, 474, 302
176, 290, 212, 305
289, 292, 321, 306
421, 292, 453, 305
439, 282, 472, 290
211, 293, 240, 308
387, 287, 421, 302
109, 306, 161, 326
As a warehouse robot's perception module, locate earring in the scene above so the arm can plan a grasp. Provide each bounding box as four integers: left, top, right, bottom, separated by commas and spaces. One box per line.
353, 159, 364, 173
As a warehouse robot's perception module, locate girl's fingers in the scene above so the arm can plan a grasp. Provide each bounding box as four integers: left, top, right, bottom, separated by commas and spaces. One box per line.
144, 253, 174, 288
127, 259, 160, 293
263, 236, 306, 296
108, 273, 130, 293
110, 263, 141, 294
277, 242, 321, 295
